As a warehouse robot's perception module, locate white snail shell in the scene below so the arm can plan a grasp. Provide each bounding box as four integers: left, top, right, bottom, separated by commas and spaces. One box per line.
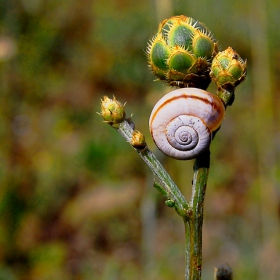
149, 88, 225, 160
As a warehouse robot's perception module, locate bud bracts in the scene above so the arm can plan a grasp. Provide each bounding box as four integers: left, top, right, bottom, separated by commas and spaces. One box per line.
210, 46, 247, 89
100, 96, 125, 128
147, 15, 219, 88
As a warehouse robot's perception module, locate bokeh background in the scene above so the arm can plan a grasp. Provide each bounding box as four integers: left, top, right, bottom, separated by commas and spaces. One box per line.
0, 0, 280, 279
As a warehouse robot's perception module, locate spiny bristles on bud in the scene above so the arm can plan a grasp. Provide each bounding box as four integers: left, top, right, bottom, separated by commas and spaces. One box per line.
146, 15, 218, 88
147, 34, 170, 78
100, 96, 125, 128
168, 46, 195, 72
192, 31, 219, 61
210, 46, 247, 90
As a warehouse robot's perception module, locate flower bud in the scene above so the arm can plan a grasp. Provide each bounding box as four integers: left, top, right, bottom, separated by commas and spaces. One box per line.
131, 130, 146, 149
100, 96, 125, 128
147, 15, 219, 88
210, 47, 247, 90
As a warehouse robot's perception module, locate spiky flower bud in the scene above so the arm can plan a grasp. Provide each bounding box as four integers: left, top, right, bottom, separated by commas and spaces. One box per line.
147, 15, 219, 88
210, 46, 247, 90
100, 96, 125, 128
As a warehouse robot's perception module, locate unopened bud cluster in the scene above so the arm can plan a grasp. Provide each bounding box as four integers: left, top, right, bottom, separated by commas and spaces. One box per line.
147, 15, 219, 88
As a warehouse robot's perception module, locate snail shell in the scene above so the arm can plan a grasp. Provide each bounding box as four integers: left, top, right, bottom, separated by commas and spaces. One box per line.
149, 88, 225, 160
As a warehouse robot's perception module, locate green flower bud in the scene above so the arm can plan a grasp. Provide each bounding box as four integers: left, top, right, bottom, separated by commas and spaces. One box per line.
147, 15, 219, 88
100, 96, 125, 128
210, 46, 247, 89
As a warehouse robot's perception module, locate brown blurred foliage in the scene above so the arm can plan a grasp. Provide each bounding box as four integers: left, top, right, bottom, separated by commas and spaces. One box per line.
0, 0, 280, 279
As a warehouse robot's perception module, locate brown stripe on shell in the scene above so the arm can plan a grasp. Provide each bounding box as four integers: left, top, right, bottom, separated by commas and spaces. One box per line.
150, 92, 224, 125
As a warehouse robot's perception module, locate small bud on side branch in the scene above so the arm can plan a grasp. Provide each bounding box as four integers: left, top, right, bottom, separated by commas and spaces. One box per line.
131, 130, 146, 150
210, 47, 247, 106
100, 96, 126, 128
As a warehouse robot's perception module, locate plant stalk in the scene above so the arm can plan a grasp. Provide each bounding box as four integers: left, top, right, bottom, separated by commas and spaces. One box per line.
117, 119, 189, 216
117, 117, 210, 279
115, 116, 210, 280
184, 150, 210, 280
101, 95, 225, 280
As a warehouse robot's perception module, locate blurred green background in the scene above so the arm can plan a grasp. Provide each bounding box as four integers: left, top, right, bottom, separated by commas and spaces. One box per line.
0, 0, 280, 279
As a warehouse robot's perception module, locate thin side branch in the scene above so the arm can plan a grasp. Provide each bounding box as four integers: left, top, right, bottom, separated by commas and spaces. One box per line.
117, 119, 189, 216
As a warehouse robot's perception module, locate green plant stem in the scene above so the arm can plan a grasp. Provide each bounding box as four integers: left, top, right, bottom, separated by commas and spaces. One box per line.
103, 89, 232, 280
216, 88, 235, 106
116, 119, 210, 280
117, 119, 189, 216
184, 150, 210, 280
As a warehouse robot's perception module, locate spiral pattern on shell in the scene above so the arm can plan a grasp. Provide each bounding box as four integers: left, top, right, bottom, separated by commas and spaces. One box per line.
149, 88, 225, 160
